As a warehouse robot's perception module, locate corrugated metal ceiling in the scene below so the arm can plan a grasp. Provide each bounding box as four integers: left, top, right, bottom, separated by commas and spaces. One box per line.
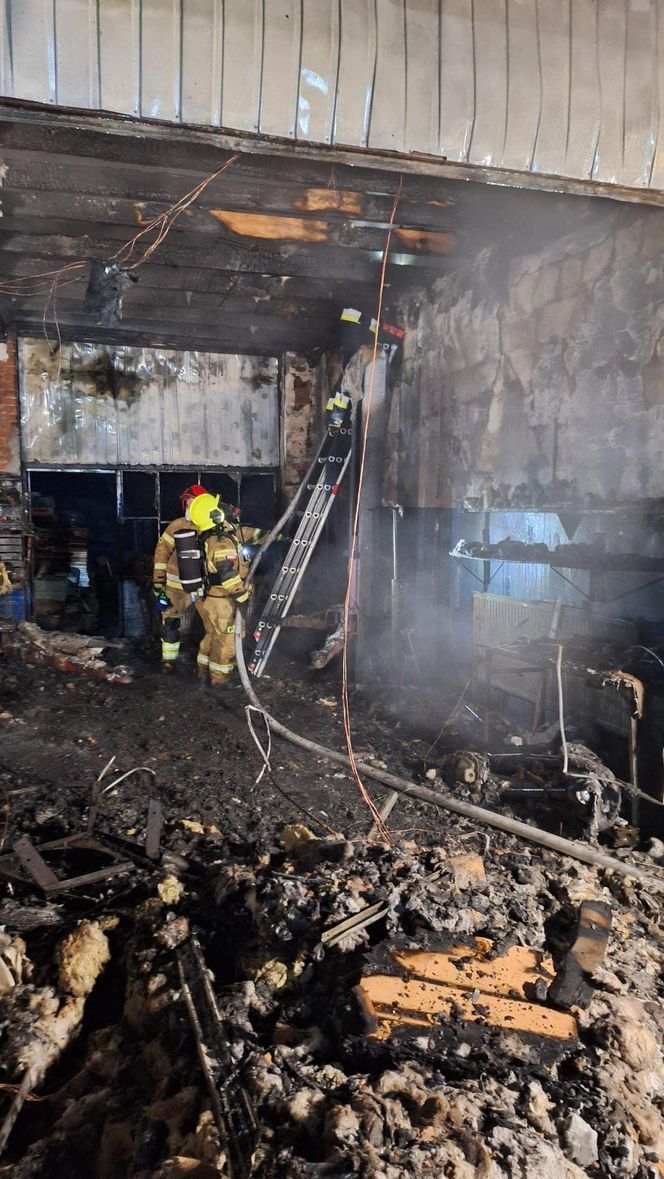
1, 0, 663, 193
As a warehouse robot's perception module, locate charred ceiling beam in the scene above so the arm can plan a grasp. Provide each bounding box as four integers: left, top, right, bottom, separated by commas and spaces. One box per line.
13, 286, 342, 320
0, 231, 448, 282
10, 313, 329, 356
1, 152, 459, 233
0, 257, 385, 299
8, 298, 335, 336
0, 112, 462, 354
0, 115, 461, 206
0, 194, 460, 257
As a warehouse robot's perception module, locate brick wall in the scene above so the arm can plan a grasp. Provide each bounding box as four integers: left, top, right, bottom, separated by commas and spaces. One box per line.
0, 332, 20, 476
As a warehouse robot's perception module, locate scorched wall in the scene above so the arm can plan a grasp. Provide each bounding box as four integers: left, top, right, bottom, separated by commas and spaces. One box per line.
387, 202, 664, 509
357, 199, 664, 691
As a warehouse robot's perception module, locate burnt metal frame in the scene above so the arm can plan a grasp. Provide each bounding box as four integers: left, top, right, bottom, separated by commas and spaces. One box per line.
453, 556, 505, 589
176, 935, 258, 1179
4, 833, 135, 894
0, 782, 164, 893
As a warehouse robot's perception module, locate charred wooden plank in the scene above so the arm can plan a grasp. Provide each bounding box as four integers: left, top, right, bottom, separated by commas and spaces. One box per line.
0, 230, 390, 281
0, 116, 460, 205
11, 287, 339, 322
12, 835, 59, 891
1, 153, 459, 230
356, 939, 578, 1044
145, 800, 164, 861
0, 255, 388, 296
0, 196, 459, 256
7, 312, 327, 355
548, 900, 612, 1010
9, 834, 134, 894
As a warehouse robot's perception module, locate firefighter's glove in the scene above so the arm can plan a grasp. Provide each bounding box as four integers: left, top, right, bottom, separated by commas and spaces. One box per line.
234, 589, 250, 605
152, 583, 170, 612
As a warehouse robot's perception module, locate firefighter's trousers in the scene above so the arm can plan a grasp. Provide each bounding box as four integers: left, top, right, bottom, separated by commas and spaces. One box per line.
159, 587, 191, 664
195, 594, 243, 684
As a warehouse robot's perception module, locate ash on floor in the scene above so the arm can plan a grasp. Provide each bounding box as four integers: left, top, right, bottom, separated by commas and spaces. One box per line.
0, 652, 663, 1177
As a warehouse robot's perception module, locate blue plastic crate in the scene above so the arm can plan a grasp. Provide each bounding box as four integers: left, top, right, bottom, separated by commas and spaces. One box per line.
0, 589, 26, 621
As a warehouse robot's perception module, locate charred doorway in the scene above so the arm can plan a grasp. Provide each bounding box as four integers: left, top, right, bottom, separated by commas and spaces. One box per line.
27, 467, 278, 639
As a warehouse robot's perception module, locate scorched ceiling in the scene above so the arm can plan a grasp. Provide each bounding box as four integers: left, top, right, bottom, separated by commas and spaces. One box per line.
0, 111, 605, 356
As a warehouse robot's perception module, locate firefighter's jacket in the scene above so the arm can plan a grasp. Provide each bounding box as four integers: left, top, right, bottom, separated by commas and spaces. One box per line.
0, 560, 12, 597
153, 517, 190, 591
202, 524, 263, 600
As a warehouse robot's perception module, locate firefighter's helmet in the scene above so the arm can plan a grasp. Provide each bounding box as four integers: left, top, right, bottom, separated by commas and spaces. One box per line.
180, 483, 209, 511
189, 493, 225, 533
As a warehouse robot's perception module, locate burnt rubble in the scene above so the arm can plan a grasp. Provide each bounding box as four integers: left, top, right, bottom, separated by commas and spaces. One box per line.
1, 809, 662, 1178
0, 652, 662, 1176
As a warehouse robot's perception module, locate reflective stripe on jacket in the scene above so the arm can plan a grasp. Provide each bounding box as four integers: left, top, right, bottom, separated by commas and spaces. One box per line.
153, 516, 189, 589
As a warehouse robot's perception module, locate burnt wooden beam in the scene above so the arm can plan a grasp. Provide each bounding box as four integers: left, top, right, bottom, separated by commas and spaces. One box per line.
1, 151, 459, 231
0, 230, 380, 282
0, 256, 387, 301
0, 194, 459, 256
0, 116, 460, 206
2, 101, 658, 213
8, 297, 336, 336
12, 286, 340, 320
11, 312, 330, 355
0, 231, 448, 281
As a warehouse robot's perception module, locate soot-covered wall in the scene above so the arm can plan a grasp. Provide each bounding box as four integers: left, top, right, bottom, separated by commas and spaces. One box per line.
387, 203, 664, 509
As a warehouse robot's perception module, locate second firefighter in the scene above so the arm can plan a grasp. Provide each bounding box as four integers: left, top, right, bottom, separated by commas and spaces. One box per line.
152, 483, 209, 669
189, 493, 262, 686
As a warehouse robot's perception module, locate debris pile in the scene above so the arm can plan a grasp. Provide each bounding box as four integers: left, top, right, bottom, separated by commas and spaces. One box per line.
4, 622, 132, 682
2, 809, 661, 1177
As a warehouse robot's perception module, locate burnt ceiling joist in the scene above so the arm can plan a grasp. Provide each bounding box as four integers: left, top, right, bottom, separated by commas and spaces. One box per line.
0, 110, 606, 355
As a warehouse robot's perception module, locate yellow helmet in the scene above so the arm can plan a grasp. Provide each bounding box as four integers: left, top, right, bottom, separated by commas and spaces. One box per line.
189, 493, 225, 533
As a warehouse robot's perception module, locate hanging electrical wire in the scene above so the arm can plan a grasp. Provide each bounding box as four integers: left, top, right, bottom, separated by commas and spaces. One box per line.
340, 175, 404, 843
108, 153, 241, 270
0, 152, 242, 355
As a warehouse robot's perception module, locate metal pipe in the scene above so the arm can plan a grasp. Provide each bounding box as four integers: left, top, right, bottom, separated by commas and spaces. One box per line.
234, 613, 662, 888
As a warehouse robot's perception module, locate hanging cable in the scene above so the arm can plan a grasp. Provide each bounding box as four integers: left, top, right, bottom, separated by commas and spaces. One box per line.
0, 153, 242, 364
0, 154, 241, 295
423, 676, 475, 770
556, 643, 569, 775
108, 153, 240, 271
340, 175, 403, 842
244, 704, 339, 836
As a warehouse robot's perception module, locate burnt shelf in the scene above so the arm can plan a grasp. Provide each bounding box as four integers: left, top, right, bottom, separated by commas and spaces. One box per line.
458, 505, 664, 516
449, 552, 664, 573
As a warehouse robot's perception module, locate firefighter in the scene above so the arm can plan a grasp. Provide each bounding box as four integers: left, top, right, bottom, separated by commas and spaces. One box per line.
188, 493, 262, 686
152, 483, 209, 670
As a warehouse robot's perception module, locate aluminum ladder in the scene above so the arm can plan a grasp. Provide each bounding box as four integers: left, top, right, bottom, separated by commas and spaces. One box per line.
248, 409, 352, 676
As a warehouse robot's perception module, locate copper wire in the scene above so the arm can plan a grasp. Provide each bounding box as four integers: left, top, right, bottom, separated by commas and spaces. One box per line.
0, 154, 241, 355
341, 175, 403, 843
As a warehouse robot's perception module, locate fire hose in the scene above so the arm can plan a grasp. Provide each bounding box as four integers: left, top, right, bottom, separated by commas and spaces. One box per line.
234, 610, 663, 888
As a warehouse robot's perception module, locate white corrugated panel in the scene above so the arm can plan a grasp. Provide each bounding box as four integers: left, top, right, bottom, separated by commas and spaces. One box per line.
2, 0, 664, 193
18, 339, 279, 468
473, 592, 638, 732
